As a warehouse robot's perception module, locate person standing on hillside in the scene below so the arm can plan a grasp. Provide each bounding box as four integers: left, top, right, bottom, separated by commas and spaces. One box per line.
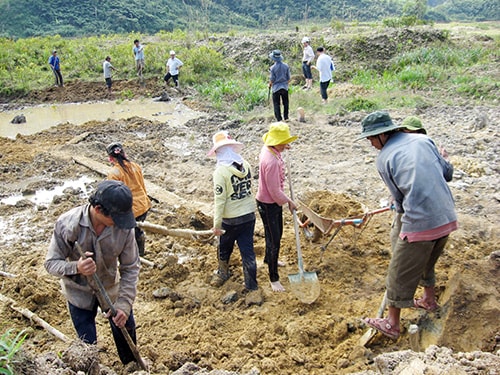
45, 180, 140, 365
269, 50, 291, 122
103, 56, 118, 94
256, 122, 298, 292
301, 37, 314, 90
164, 50, 184, 89
106, 142, 151, 257
207, 131, 258, 293
356, 111, 458, 340
312, 47, 334, 104
48, 50, 63, 87
132, 39, 145, 78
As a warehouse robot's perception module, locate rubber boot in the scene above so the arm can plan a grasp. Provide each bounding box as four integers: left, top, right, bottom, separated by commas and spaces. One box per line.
136, 233, 145, 257
210, 260, 230, 287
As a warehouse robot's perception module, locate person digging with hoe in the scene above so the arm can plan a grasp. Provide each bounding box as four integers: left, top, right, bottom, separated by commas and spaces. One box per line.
256, 122, 298, 292
207, 131, 259, 296
45, 180, 141, 366
356, 111, 458, 340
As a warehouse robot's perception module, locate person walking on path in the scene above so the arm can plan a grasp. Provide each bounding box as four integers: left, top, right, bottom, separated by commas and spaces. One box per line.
269, 50, 291, 122
103, 56, 118, 94
106, 142, 151, 257
132, 39, 145, 78
301, 37, 314, 90
256, 122, 298, 292
45, 180, 140, 365
164, 50, 184, 89
312, 47, 334, 104
207, 131, 258, 292
48, 50, 63, 87
356, 111, 458, 340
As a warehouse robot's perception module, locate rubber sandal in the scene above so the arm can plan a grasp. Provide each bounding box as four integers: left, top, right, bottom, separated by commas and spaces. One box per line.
363, 317, 400, 340
414, 298, 439, 312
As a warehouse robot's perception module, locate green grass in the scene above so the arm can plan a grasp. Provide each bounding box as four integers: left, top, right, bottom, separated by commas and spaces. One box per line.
0, 22, 498, 113
0, 329, 27, 375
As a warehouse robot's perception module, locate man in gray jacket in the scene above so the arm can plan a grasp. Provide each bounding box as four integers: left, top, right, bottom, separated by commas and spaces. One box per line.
356, 111, 458, 340
45, 180, 140, 364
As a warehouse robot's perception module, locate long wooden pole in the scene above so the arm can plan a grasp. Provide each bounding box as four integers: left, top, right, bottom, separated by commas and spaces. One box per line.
0, 293, 71, 343
74, 242, 148, 371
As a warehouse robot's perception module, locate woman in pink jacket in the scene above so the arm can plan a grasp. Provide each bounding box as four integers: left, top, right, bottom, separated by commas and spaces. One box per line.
256, 122, 298, 292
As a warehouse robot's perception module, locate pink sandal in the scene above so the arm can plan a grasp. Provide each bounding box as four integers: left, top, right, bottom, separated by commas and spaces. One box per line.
414, 298, 439, 312
363, 317, 400, 340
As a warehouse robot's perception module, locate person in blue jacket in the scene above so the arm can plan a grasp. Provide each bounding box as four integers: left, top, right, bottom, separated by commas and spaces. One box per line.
48, 50, 63, 87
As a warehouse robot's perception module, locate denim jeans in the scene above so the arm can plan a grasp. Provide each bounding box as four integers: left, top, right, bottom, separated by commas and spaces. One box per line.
220, 219, 258, 290
256, 200, 283, 282
68, 302, 137, 364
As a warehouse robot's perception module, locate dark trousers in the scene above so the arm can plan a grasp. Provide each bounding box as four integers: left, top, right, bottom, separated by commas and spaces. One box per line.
272, 88, 289, 121
320, 80, 330, 100
52, 68, 63, 86
68, 302, 137, 365
256, 201, 283, 282
164, 72, 179, 87
219, 219, 258, 290
135, 211, 148, 256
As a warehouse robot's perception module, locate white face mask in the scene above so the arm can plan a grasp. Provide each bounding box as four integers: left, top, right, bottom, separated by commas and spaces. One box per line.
215, 145, 243, 167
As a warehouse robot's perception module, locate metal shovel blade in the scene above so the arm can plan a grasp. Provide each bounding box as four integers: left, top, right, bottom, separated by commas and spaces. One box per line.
288, 272, 320, 304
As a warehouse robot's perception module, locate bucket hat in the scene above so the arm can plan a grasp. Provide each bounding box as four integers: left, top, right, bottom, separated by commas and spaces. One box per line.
207, 131, 243, 156
355, 111, 404, 141
263, 122, 298, 146
169, 50, 176, 55
90, 180, 136, 229
301, 37, 310, 44
401, 116, 427, 134
269, 50, 283, 62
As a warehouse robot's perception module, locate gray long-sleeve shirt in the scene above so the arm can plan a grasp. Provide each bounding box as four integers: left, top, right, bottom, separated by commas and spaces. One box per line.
269, 61, 290, 93
45, 204, 140, 316
377, 132, 457, 234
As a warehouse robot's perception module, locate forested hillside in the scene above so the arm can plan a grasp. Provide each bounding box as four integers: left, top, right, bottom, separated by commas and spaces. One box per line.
0, 0, 498, 38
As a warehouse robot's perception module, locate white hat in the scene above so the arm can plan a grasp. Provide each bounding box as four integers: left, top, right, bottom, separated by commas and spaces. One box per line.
301, 37, 310, 44
169, 50, 175, 55
207, 131, 243, 156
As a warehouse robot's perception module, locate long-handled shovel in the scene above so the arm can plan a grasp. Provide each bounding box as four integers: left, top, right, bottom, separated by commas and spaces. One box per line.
75, 242, 148, 371
359, 291, 387, 346
286, 157, 320, 304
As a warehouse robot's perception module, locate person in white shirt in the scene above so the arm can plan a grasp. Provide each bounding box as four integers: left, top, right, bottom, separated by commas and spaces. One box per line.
132, 39, 145, 77
103, 56, 118, 94
312, 47, 335, 104
164, 50, 184, 88
301, 37, 314, 90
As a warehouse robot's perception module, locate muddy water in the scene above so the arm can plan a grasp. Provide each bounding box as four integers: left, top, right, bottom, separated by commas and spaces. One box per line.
0, 99, 203, 139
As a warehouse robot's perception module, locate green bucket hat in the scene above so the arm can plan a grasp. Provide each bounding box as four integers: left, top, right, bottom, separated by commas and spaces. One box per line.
355, 111, 404, 141
401, 116, 427, 134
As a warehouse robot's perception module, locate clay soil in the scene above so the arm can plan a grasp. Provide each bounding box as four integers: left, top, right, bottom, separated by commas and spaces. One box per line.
0, 79, 499, 374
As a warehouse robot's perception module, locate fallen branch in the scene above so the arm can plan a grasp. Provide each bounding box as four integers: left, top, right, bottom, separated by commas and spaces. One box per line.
0, 270, 17, 278
0, 293, 71, 343
139, 221, 214, 240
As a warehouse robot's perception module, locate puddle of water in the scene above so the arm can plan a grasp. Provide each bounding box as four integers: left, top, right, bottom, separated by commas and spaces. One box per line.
0, 99, 203, 139
1, 176, 94, 206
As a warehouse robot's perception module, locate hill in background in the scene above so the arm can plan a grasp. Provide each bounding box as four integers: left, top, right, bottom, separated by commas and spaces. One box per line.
0, 0, 499, 38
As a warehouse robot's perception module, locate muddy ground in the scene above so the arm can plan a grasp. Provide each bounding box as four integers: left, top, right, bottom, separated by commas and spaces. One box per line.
0, 78, 498, 374
1, 29, 500, 372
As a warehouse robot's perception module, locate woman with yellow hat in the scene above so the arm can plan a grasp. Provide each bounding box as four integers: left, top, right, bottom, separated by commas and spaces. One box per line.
256, 122, 298, 292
